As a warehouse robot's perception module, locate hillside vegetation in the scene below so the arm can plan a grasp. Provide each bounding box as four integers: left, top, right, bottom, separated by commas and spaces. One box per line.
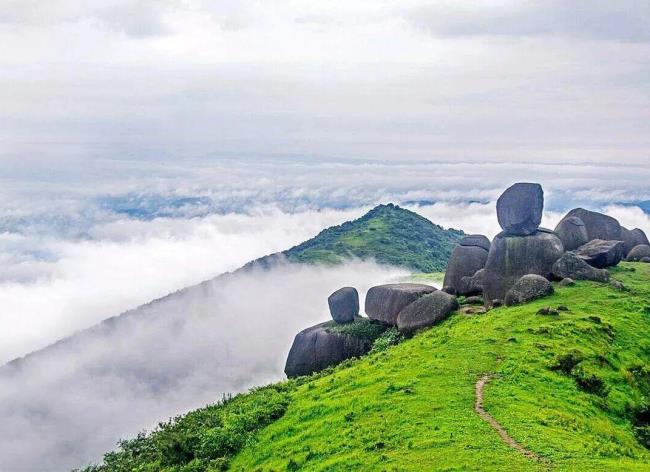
282, 204, 464, 272
83, 263, 650, 471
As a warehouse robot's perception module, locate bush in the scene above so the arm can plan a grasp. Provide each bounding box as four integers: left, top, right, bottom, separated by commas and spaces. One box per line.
326, 319, 388, 343
571, 365, 609, 397
550, 349, 584, 374
370, 328, 403, 354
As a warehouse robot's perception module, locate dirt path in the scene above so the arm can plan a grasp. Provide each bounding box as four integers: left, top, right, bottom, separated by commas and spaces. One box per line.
475, 374, 548, 464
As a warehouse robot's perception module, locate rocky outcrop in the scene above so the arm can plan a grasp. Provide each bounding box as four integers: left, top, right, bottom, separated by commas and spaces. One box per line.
561, 208, 621, 242
442, 235, 490, 294
551, 252, 609, 282
574, 239, 626, 268
284, 321, 373, 377
504, 274, 554, 306
554, 216, 588, 251
496, 183, 543, 236
328, 287, 359, 324
482, 229, 564, 304
396, 291, 458, 335
626, 244, 650, 262
365, 283, 436, 325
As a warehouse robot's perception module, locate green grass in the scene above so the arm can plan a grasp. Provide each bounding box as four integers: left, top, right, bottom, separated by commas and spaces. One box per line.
83, 264, 650, 471
282, 204, 464, 272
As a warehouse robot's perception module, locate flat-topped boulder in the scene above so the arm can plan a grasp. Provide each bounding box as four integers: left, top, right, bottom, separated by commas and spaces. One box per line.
284, 321, 376, 377
496, 183, 543, 235
396, 291, 458, 335
554, 216, 589, 251
365, 283, 436, 325
504, 274, 554, 306
552, 252, 609, 282
327, 287, 359, 324
626, 244, 650, 262
458, 234, 491, 251
482, 230, 564, 303
442, 236, 489, 295
574, 239, 626, 268
562, 208, 621, 242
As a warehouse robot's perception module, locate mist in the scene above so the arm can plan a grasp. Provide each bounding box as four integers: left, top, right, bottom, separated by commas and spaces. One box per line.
0, 260, 406, 471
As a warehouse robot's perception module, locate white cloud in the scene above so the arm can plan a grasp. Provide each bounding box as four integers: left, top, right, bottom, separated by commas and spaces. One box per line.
0, 261, 406, 471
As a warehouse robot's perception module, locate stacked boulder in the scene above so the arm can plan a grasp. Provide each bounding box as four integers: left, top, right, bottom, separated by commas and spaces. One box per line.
442, 234, 490, 295
285, 287, 371, 378
482, 183, 564, 306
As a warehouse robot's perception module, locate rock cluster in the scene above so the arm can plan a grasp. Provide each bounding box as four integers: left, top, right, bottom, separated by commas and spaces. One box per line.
365, 283, 435, 325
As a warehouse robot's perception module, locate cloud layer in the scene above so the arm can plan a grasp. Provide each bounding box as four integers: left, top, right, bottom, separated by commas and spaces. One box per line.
0, 261, 406, 472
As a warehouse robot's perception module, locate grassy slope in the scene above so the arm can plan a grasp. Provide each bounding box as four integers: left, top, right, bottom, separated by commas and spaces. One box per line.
230, 263, 650, 471
282, 204, 464, 272
83, 264, 650, 471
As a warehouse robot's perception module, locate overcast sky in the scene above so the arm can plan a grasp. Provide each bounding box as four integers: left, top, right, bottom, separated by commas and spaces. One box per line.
1, 0, 649, 163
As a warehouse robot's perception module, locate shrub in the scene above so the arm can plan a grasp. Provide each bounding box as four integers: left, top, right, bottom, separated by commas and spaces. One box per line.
550, 350, 584, 374
571, 365, 609, 397
370, 327, 403, 353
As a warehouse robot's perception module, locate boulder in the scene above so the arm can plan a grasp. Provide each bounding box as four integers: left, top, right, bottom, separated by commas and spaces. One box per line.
459, 234, 491, 251
554, 216, 588, 251
496, 183, 544, 235
442, 243, 489, 295
574, 239, 626, 268
327, 287, 359, 324
559, 277, 575, 287
562, 208, 621, 241
631, 228, 650, 246
626, 244, 650, 262
551, 252, 609, 282
365, 283, 436, 325
457, 268, 486, 296
641, 257, 650, 263
482, 230, 564, 303
284, 322, 371, 377
504, 274, 554, 306
396, 291, 459, 335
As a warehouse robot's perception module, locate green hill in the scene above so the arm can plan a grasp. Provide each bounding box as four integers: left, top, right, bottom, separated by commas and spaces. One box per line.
82, 263, 650, 471
281, 204, 464, 272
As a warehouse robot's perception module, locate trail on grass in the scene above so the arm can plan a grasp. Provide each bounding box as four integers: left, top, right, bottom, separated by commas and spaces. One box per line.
475, 374, 548, 464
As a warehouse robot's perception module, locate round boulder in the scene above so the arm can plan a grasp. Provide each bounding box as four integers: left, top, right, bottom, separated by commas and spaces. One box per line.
327, 287, 359, 324
562, 208, 621, 241
365, 283, 436, 325
443, 244, 489, 295
559, 277, 575, 287
504, 274, 554, 306
396, 291, 459, 335
551, 252, 609, 282
641, 257, 650, 263
459, 234, 491, 251
574, 239, 626, 268
284, 322, 371, 378
554, 216, 588, 251
496, 183, 544, 235
626, 244, 650, 262
482, 230, 564, 303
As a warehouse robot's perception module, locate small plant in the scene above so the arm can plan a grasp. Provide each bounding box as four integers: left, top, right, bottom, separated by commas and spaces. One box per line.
550, 350, 584, 374
571, 365, 609, 397
370, 327, 403, 353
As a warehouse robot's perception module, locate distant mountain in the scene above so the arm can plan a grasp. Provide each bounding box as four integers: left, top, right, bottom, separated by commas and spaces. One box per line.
280, 204, 463, 272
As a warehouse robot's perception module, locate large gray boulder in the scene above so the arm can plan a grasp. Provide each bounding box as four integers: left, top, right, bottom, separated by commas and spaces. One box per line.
396, 291, 459, 335
496, 183, 544, 235
562, 208, 621, 242
626, 244, 650, 262
442, 235, 490, 294
328, 287, 359, 324
458, 268, 486, 296
459, 234, 491, 251
365, 283, 436, 325
482, 230, 564, 303
284, 322, 371, 377
574, 239, 626, 268
504, 274, 554, 306
622, 228, 650, 255
551, 252, 609, 282
554, 216, 589, 251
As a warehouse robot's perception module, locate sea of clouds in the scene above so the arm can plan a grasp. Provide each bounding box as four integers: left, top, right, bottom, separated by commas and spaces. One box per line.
1, 156, 650, 470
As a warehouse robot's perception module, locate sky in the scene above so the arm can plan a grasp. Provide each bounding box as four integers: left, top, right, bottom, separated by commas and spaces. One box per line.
1, 2, 650, 470
1, 0, 649, 162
